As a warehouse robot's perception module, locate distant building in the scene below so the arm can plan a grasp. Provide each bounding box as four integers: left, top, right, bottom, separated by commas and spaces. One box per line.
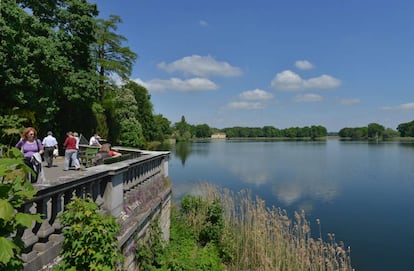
211, 132, 226, 139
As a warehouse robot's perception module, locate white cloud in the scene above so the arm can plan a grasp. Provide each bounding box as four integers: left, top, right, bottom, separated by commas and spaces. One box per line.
295, 60, 314, 70
199, 20, 208, 27
293, 93, 323, 103
133, 77, 218, 92
239, 89, 274, 101
227, 88, 274, 110
158, 55, 242, 77
340, 98, 360, 105
271, 70, 303, 91
227, 101, 265, 110
271, 70, 341, 91
304, 74, 342, 89
381, 102, 414, 111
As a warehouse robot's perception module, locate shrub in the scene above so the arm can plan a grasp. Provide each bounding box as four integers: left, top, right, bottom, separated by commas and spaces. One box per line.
54, 197, 122, 271
0, 147, 42, 270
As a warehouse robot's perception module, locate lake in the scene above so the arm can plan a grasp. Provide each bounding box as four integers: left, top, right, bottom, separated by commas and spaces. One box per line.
168, 139, 414, 271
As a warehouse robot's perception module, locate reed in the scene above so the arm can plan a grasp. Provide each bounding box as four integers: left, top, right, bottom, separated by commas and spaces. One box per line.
194, 183, 354, 271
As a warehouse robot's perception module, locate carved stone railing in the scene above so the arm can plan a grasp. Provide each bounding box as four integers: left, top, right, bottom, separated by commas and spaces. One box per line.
21, 149, 171, 271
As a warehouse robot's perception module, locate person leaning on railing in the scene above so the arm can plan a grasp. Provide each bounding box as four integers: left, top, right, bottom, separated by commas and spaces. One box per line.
92, 143, 122, 165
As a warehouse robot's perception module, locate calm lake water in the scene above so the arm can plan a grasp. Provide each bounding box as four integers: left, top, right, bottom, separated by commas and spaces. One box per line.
169, 139, 414, 271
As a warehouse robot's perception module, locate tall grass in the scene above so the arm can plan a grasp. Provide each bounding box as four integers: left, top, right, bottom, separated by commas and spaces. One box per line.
194, 183, 354, 271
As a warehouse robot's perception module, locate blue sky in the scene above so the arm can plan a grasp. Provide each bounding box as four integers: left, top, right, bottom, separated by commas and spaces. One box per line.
94, 0, 414, 132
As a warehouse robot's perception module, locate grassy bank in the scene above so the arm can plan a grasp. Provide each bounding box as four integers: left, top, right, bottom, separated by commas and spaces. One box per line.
197, 183, 354, 271
145, 183, 354, 271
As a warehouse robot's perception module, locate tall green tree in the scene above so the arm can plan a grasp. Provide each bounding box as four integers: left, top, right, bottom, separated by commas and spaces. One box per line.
153, 114, 172, 141
124, 81, 157, 142
91, 15, 137, 138
110, 85, 145, 147
93, 14, 137, 101
397, 120, 414, 137
1, 0, 99, 137
367, 123, 385, 139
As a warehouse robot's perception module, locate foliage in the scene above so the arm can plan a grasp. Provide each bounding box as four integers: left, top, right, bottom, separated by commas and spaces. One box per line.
93, 14, 137, 101
135, 217, 165, 271
92, 102, 109, 139
383, 127, 400, 139
54, 197, 122, 271
193, 124, 212, 138
367, 122, 385, 139
173, 116, 193, 141
397, 120, 414, 137
0, 146, 42, 270
155, 207, 224, 271
194, 183, 354, 271
153, 114, 172, 141
118, 118, 145, 148
0, 0, 99, 135
0, 114, 27, 146
338, 126, 368, 139
339, 123, 399, 140
223, 125, 327, 139
123, 81, 158, 142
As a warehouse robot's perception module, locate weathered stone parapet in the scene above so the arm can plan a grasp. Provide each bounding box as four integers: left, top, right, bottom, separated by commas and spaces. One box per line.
21, 150, 171, 271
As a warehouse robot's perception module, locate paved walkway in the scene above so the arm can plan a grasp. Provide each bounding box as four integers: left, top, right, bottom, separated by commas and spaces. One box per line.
35, 156, 90, 187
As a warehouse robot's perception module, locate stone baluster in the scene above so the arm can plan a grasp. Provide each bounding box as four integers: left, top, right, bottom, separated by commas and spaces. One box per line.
32, 196, 55, 253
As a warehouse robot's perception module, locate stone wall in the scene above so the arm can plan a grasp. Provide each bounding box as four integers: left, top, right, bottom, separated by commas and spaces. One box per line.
21, 150, 171, 271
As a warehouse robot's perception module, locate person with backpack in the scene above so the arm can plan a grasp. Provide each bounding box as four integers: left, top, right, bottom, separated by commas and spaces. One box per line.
15, 127, 44, 183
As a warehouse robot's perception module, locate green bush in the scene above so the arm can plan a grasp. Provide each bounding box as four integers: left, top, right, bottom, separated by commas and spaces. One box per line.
0, 147, 42, 270
136, 217, 165, 271
54, 197, 122, 271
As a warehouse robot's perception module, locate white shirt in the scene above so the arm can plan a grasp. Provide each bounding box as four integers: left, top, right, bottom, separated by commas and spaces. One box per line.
42, 135, 58, 148
89, 136, 100, 146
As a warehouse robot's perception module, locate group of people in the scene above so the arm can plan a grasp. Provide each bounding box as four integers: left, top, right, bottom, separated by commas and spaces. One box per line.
15, 127, 122, 183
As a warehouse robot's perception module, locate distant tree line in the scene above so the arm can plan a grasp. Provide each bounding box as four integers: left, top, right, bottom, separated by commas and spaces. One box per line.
173, 118, 414, 142
338, 123, 400, 140
172, 116, 327, 141
396, 120, 414, 137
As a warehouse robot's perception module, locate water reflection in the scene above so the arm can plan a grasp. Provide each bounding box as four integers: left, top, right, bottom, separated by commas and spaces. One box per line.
173, 141, 210, 166
219, 141, 337, 206
170, 140, 414, 271
173, 142, 191, 165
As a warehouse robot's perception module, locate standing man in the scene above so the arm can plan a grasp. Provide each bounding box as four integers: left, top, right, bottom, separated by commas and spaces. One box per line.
42, 131, 58, 168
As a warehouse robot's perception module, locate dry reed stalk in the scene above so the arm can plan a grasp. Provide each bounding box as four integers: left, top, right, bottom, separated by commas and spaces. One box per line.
193, 183, 355, 271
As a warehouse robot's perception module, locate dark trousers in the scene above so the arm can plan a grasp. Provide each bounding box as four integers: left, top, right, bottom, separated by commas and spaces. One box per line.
24, 157, 38, 183
44, 147, 55, 167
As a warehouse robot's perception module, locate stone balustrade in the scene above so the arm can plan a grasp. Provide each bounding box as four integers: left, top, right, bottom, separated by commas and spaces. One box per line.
20, 149, 172, 271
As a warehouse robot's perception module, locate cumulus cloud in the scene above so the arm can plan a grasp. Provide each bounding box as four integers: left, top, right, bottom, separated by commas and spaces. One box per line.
340, 98, 360, 105
293, 93, 323, 103
227, 101, 265, 110
295, 60, 314, 70
381, 102, 414, 111
227, 88, 274, 110
271, 70, 341, 91
133, 77, 218, 92
199, 20, 208, 27
158, 55, 242, 77
239, 89, 274, 101
271, 70, 303, 91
